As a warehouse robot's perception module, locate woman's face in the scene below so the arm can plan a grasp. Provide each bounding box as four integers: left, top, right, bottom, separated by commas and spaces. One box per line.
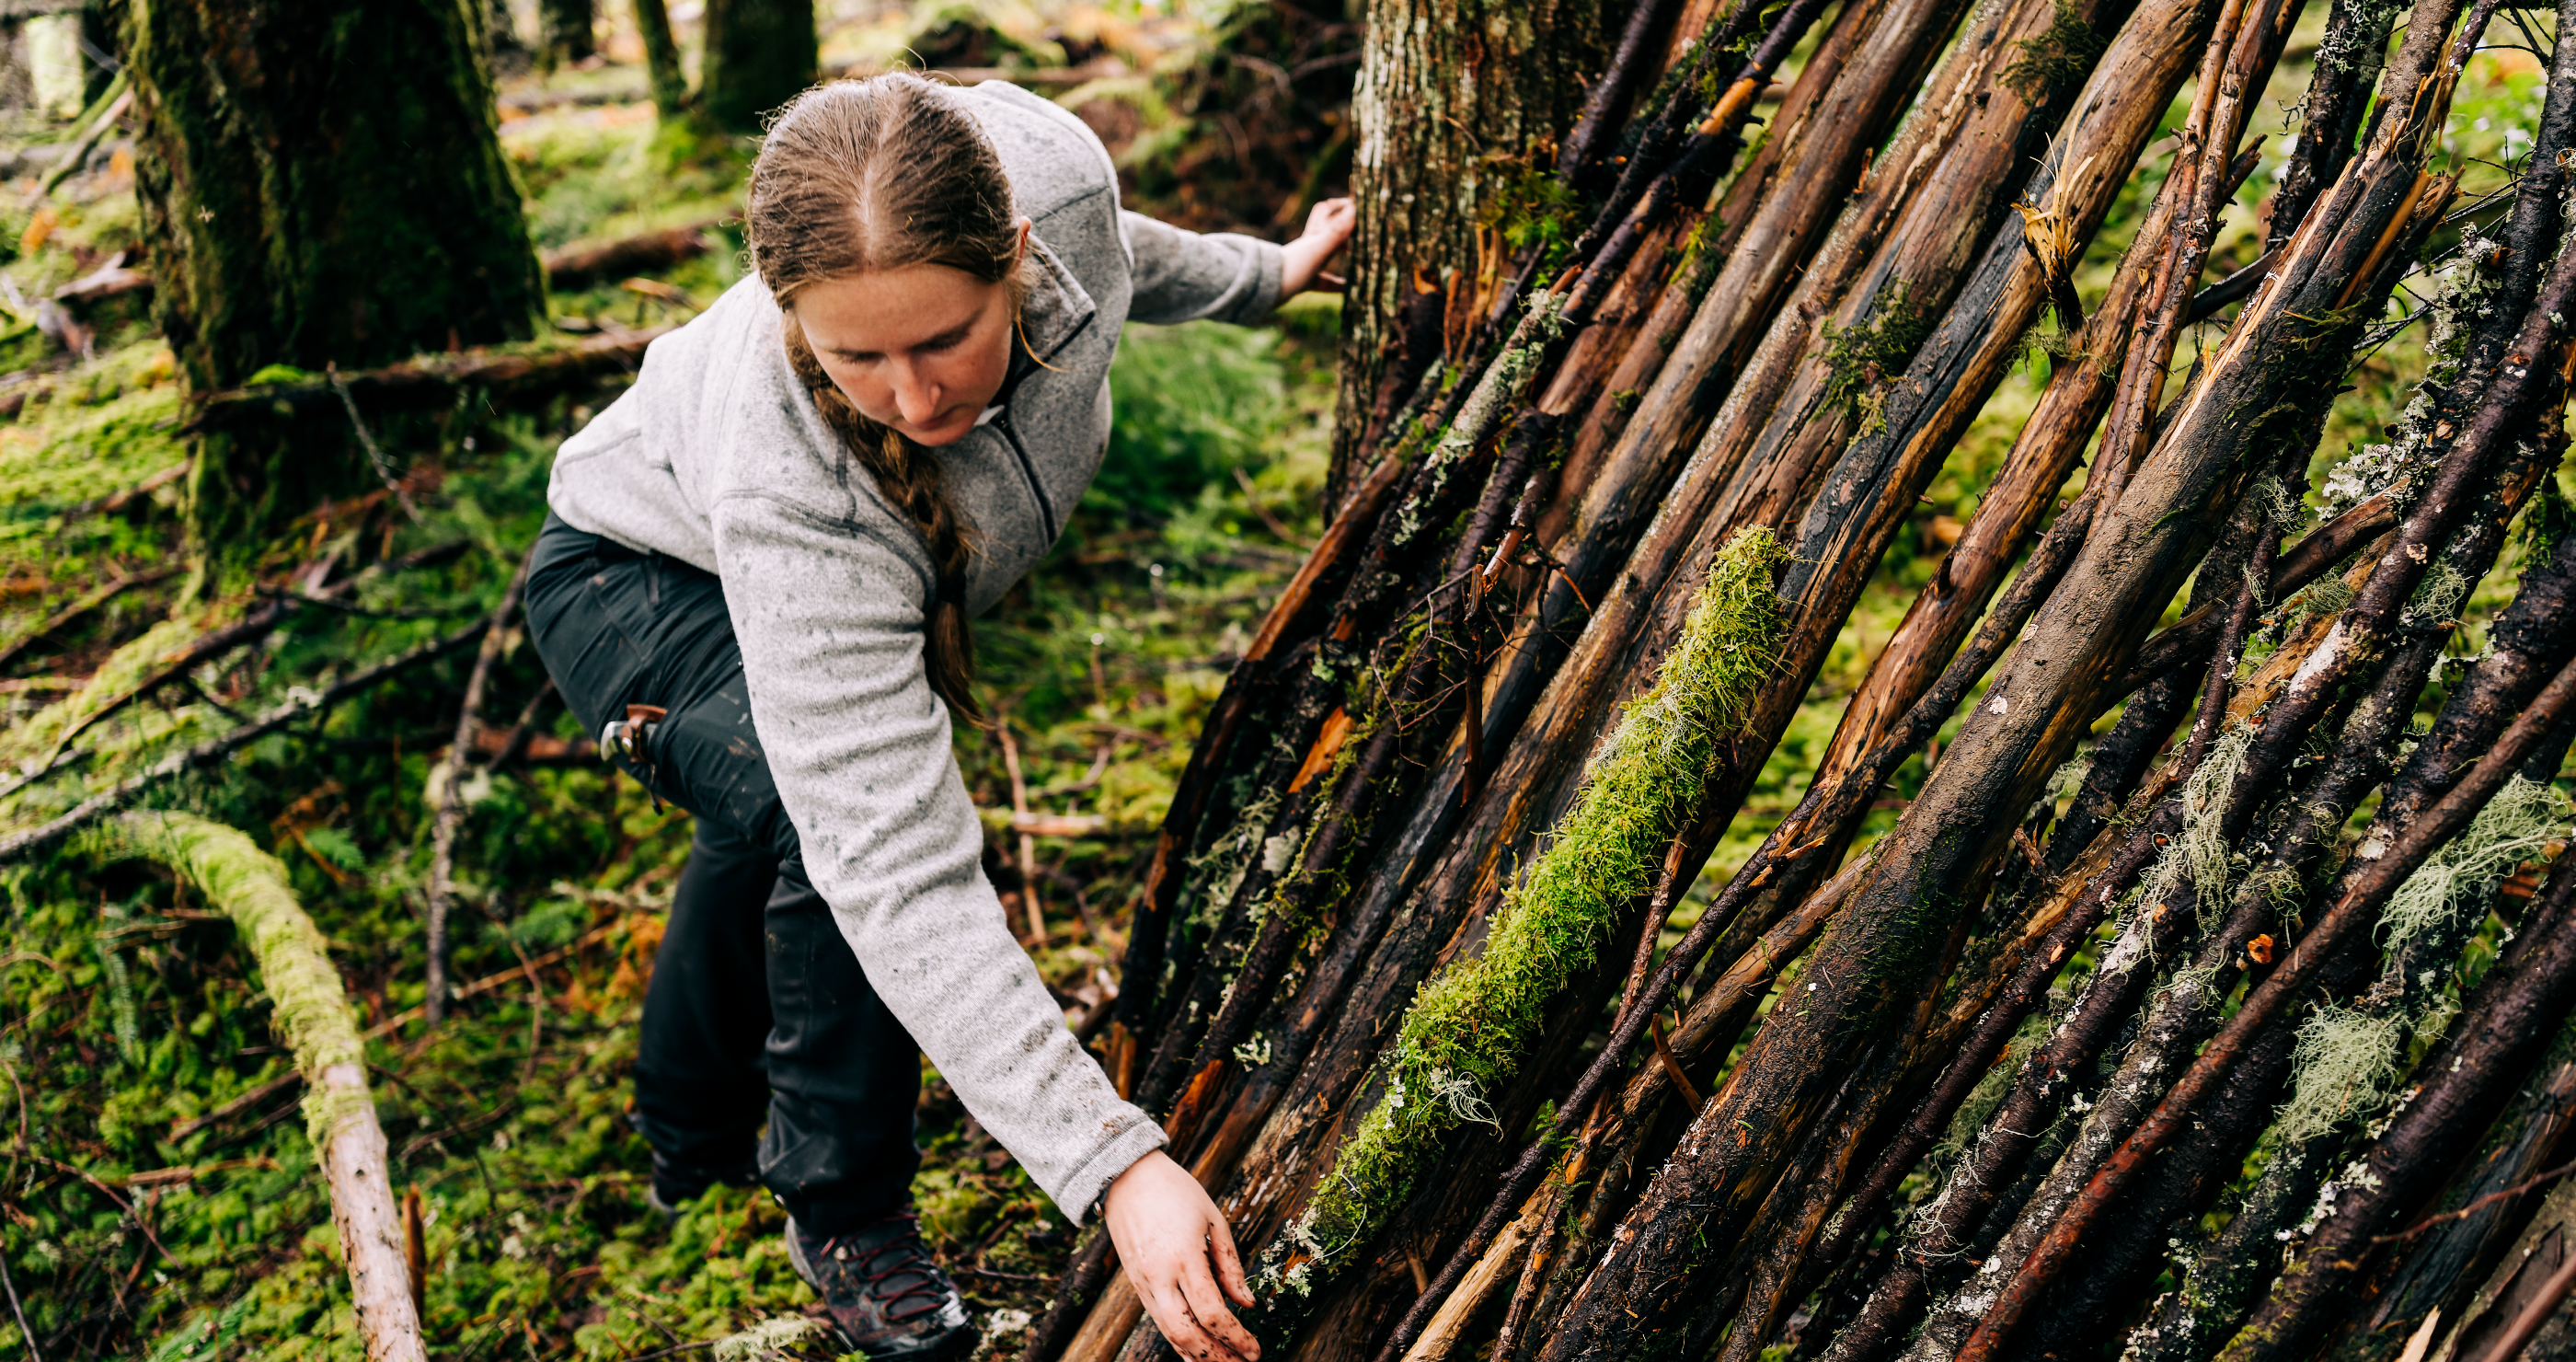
795, 247, 1022, 447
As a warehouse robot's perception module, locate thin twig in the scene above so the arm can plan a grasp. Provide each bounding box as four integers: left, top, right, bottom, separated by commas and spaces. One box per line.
999, 719, 1044, 945
0, 566, 178, 674
0, 1241, 36, 1362
472, 894, 547, 1082
427, 557, 529, 1024
619, 1342, 716, 1362
30, 1153, 179, 1266
2372, 1155, 2576, 1243
327, 362, 421, 523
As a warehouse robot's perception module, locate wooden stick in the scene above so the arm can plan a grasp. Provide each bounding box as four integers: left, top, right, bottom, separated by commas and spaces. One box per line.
541, 221, 720, 291
1000, 719, 1045, 945
0, 565, 178, 675
188, 327, 671, 432
426, 556, 528, 1025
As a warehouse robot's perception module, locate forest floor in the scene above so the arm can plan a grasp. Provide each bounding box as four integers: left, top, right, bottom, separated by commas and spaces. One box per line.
0, 7, 2561, 1362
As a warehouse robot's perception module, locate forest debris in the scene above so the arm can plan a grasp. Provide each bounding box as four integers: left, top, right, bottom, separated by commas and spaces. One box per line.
0, 565, 178, 675
1257, 527, 1784, 1296
39, 77, 131, 199
425, 557, 528, 1025
539, 221, 720, 291
0, 616, 490, 862
51, 255, 150, 308
187, 327, 673, 431
1000, 719, 1046, 943
85, 812, 426, 1361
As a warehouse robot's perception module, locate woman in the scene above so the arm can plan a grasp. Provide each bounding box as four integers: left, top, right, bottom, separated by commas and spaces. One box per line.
526, 72, 1352, 1362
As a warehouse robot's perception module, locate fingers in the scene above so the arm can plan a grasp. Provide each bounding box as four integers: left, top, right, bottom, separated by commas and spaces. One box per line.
1177, 1246, 1261, 1362
1208, 1216, 1254, 1309
1145, 1277, 1223, 1362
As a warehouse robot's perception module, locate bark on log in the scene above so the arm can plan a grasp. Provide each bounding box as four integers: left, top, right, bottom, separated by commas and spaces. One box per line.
1957, 61, 2576, 1346
540, 222, 719, 290
2216, 847, 2576, 1360
188, 327, 671, 431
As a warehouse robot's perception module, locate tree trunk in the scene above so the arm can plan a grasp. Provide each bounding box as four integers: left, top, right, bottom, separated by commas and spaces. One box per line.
538, 0, 593, 68
633, 0, 686, 118
127, 0, 543, 558
699, 0, 814, 133
1327, 0, 1615, 502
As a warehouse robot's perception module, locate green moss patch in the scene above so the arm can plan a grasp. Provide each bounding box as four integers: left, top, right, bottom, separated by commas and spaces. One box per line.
83, 812, 374, 1147
1262, 527, 1789, 1296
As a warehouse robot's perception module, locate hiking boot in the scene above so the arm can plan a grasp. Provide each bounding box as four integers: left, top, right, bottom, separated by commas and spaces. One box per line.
645, 1151, 761, 1219
786, 1211, 976, 1360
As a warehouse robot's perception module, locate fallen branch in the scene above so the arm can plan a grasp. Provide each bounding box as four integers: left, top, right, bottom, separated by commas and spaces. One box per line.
425, 557, 528, 1025
0, 617, 490, 862
540, 222, 721, 292
84, 812, 426, 1361
188, 327, 672, 432
0, 566, 178, 675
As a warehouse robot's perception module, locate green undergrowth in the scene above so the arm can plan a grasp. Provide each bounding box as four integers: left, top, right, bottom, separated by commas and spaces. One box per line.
82, 813, 376, 1147
1260, 528, 1788, 1299
0, 51, 1339, 1357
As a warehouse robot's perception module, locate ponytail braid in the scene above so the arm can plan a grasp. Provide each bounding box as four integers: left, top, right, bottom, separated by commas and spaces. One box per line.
746, 71, 1028, 727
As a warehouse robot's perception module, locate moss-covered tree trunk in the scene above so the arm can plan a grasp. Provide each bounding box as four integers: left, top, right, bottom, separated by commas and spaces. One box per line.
126, 0, 543, 561
698, 0, 813, 133
1328, 0, 1611, 502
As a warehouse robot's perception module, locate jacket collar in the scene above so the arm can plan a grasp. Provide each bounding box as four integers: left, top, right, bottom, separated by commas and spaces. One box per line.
995, 233, 1098, 408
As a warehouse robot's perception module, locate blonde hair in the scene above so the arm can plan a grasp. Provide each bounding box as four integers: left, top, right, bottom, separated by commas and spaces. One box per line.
747, 72, 1025, 725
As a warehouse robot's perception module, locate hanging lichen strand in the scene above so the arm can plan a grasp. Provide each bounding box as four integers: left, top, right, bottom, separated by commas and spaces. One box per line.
1259, 527, 1788, 1298
81, 811, 427, 1361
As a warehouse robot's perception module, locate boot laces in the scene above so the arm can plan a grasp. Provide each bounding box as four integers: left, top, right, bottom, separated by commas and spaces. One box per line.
820, 1212, 950, 1324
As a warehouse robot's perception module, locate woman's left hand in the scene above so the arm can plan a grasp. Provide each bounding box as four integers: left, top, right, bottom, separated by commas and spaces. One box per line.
1280, 198, 1356, 297
1102, 1150, 1260, 1362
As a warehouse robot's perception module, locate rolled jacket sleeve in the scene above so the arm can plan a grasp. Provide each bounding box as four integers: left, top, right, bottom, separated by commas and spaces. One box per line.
1120, 210, 1285, 327
710, 491, 1166, 1220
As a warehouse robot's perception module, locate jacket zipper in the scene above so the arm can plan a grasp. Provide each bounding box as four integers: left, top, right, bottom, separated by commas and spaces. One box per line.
992, 410, 1059, 544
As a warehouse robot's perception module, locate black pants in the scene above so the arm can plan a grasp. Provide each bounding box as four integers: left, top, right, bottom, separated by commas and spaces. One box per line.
525, 512, 921, 1233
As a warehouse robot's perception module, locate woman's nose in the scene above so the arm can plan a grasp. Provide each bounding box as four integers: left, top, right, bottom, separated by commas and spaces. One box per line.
891, 362, 944, 427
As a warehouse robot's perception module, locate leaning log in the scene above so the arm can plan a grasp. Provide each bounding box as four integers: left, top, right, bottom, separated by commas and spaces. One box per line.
84, 812, 425, 1362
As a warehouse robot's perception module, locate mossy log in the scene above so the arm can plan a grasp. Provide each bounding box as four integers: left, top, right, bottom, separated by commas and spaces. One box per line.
1144, 0, 2206, 1351
0, 616, 489, 862
84, 812, 424, 1362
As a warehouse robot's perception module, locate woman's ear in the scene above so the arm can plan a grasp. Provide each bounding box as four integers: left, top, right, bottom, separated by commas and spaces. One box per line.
1014, 218, 1032, 267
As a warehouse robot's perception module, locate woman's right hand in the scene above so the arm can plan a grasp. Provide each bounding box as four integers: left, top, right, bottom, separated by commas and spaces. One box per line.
1101, 1150, 1261, 1362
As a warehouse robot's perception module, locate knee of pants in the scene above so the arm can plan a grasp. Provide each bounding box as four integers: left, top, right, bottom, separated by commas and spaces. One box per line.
762, 866, 920, 1090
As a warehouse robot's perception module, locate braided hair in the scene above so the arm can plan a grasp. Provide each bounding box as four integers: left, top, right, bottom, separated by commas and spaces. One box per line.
747, 72, 1024, 725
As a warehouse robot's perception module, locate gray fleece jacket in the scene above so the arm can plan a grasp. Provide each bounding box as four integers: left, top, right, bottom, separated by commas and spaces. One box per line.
546, 80, 1285, 1218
